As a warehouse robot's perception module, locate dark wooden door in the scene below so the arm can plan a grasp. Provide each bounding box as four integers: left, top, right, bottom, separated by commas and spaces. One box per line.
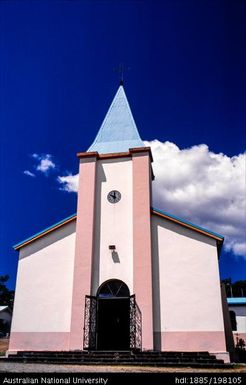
97, 298, 130, 350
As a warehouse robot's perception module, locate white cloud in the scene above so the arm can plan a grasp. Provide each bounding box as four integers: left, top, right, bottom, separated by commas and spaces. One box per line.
57, 174, 79, 193
23, 170, 36, 177
57, 140, 246, 258
145, 140, 246, 258
32, 154, 56, 174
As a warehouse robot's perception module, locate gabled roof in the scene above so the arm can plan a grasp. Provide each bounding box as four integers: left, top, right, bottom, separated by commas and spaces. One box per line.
87, 85, 145, 154
0, 306, 9, 312
151, 207, 224, 243
14, 214, 76, 250
14, 208, 224, 250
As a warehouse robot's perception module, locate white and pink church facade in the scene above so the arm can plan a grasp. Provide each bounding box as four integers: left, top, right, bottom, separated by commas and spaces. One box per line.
9, 85, 230, 362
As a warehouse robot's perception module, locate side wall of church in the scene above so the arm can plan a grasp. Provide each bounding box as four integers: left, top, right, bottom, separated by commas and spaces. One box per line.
9, 221, 76, 352
151, 215, 227, 355
92, 158, 134, 294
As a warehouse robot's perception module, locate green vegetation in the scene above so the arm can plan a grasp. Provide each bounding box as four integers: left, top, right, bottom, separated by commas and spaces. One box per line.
222, 279, 246, 297
0, 275, 14, 309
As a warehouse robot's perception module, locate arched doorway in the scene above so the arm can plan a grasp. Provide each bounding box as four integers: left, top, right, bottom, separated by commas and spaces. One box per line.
97, 279, 130, 350
83, 280, 142, 351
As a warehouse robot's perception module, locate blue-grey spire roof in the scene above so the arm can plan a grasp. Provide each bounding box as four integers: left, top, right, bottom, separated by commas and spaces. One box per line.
87, 85, 145, 154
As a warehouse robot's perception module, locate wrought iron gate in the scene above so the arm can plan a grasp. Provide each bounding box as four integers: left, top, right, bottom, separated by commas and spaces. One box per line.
129, 294, 142, 350
83, 294, 142, 350
83, 295, 97, 350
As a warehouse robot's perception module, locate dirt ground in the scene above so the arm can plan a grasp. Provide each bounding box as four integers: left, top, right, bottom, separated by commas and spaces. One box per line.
0, 338, 8, 355
0, 361, 246, 373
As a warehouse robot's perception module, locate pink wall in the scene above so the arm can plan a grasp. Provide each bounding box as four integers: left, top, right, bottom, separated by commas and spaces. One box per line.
92, 158, 134, 294
159, 331, 226, 351
9, 332, 70, 351
151, 214, 227, 355
69, 156, 97, 350
9, 222, 76, 353
132, 151, 153, 350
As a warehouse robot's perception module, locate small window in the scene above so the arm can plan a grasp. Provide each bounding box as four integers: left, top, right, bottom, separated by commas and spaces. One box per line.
97, 279, 130, 298
229, 310, 237, 331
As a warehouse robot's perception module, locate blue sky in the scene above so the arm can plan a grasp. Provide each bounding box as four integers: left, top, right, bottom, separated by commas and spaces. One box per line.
1, 0, 245, 289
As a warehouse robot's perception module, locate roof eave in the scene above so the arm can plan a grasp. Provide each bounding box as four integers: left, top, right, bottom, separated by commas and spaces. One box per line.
14, 206, 223, 252
77, 147, 153, 161
13, 214, 77, 251
151, 207, 224, 245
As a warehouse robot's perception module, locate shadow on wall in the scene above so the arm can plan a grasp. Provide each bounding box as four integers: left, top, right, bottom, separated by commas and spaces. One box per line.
151, 219, 161, 351
221, 284, 235, 362
111, 251, 120, 263
91, 162, 106, 295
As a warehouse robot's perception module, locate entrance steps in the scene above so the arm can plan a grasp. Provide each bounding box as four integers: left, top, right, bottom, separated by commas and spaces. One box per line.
5, 351, 232, 368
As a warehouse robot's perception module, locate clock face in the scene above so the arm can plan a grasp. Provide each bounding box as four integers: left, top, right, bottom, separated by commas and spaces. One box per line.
107, 190, 121, 203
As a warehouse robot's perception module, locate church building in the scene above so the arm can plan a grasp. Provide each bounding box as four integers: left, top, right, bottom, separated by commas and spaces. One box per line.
9, 85, 230, 362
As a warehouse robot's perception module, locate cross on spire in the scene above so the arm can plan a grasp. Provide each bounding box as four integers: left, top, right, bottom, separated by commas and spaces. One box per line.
114, 63, 130, 85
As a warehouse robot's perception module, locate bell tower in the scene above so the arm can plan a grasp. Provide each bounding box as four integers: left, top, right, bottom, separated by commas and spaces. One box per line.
70, 85, 154, 351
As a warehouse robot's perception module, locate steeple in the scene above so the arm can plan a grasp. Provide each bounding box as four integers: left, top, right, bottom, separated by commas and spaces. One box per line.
87, 85, 145, 154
